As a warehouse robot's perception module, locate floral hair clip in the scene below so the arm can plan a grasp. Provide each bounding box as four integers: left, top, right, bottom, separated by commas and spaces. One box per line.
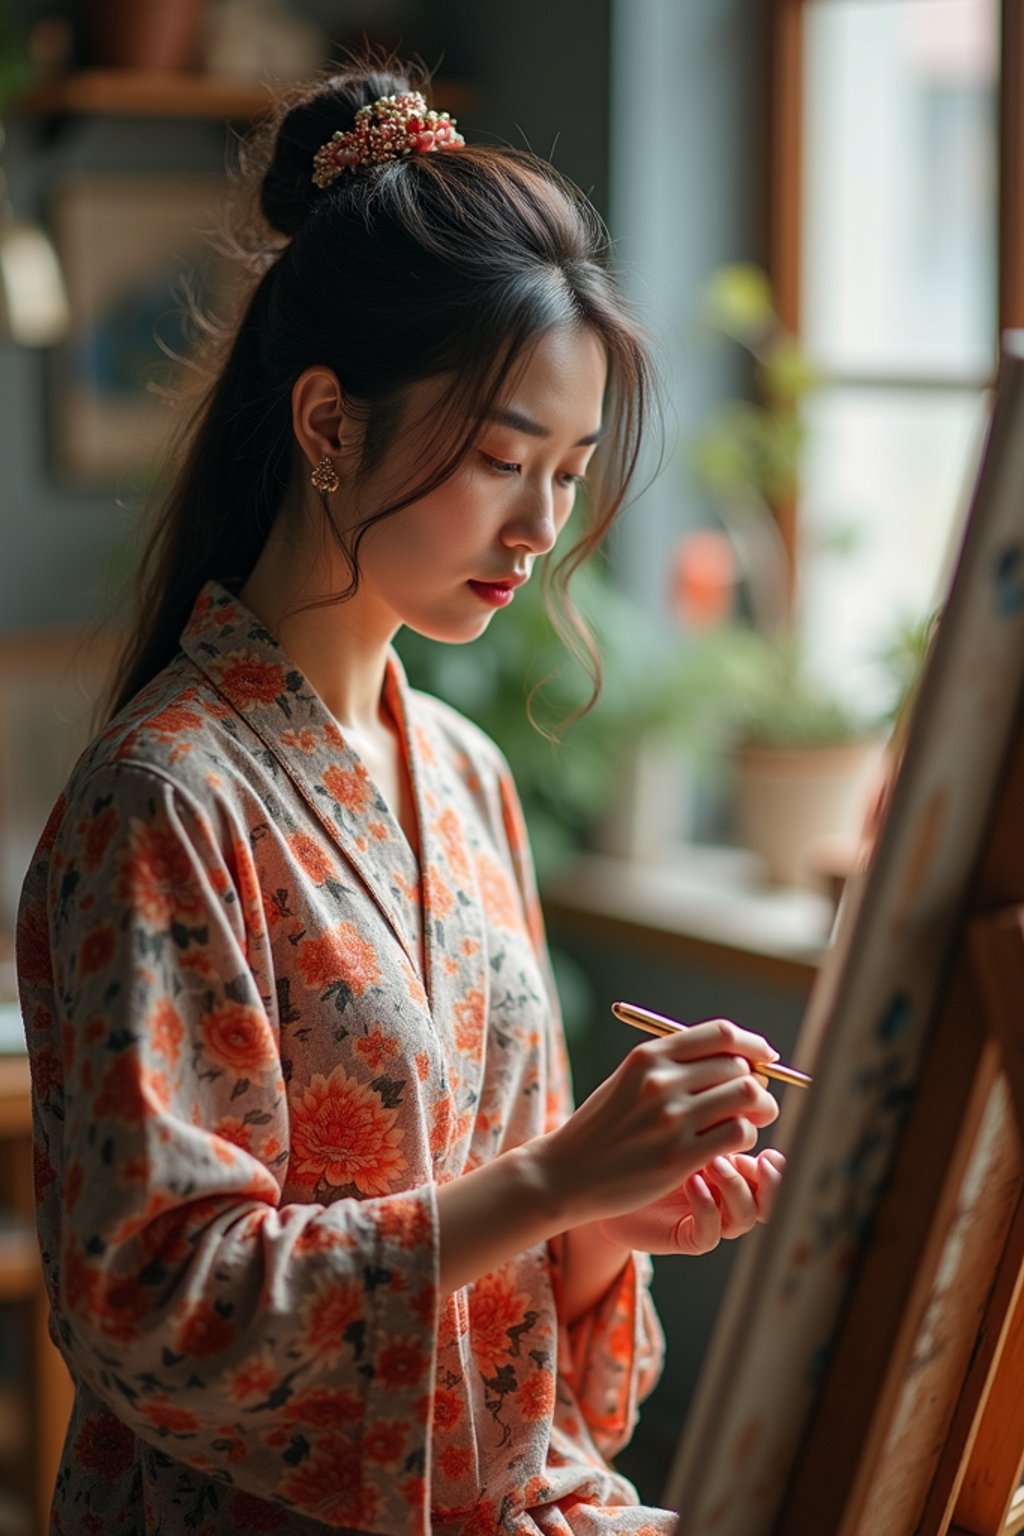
311, 90, 466, 189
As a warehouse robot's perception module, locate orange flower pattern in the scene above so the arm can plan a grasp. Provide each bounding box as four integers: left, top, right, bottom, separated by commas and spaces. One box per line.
16, 579, 669, 1535
290, 1063, 407, 1195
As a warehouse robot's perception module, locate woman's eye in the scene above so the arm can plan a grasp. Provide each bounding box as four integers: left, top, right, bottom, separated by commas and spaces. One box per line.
480, 452, 585, 490
480, 453, 520, 475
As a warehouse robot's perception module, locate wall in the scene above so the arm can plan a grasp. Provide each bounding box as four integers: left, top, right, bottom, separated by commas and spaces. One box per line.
0, 113, 228, 629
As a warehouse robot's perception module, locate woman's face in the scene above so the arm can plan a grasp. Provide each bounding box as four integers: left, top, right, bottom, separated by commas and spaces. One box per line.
334, 325, 608, 643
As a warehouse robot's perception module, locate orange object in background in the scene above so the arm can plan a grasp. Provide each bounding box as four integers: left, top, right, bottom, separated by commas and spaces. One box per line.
670, 528, 737, 629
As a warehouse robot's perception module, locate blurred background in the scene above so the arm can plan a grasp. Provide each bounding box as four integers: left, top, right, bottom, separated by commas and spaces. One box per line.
0, 0, 1018, 1529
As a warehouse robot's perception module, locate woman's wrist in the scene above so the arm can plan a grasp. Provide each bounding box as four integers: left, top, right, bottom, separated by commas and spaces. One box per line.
435, 1139, 571, 1295
519, 1128, 578, 1229
434, 1126, 642, 1303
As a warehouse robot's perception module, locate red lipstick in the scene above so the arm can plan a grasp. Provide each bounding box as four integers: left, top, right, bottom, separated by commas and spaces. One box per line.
468, 580, 516, 607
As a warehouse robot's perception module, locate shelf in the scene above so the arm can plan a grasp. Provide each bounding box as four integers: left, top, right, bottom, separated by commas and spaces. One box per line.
15, 69, 278, 120
13, 70, 477, 124
540, 845, 831, 993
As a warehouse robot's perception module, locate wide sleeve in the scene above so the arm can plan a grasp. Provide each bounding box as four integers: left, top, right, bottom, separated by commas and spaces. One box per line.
493, 758, 666, 1460
19, 760, 439, 1535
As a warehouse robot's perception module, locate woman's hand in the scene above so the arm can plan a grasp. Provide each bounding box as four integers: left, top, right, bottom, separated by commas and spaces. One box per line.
529, 1018, 781, 1232
591, 1148, 786, 1256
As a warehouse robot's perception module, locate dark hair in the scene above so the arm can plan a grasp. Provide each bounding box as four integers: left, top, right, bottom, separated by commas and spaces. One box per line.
97, 50, 664, 735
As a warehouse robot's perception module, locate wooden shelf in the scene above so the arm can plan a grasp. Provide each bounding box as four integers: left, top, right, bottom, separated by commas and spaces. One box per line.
15, 69, 277, 120
13, 70, 477, 124
540, 847, 829, 994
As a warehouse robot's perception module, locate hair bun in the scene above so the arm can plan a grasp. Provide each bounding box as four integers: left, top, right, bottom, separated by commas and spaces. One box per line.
260, 63, 419, 237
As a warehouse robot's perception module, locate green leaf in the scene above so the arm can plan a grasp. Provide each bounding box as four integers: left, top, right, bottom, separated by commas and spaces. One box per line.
700, 264, 777, 346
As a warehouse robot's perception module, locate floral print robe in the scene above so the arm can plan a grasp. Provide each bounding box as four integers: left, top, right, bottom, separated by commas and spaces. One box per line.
16, 579, 674, 1535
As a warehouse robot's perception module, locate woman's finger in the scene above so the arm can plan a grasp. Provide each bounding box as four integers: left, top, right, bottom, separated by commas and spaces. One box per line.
690, 1073, 779, 1135
652, 1017, 779, 1073
670, 1053, 757, 1095
728, 1150, 784, 1188
686, 1116, 759, 1163
706, 1155, 758, 1235
753, 1152, 785, 1220
726, 1153, 760, 1183
678, 1173, 721, 1254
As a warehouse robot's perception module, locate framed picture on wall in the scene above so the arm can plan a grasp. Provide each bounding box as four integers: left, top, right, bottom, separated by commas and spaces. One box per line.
47, 175, 238, 489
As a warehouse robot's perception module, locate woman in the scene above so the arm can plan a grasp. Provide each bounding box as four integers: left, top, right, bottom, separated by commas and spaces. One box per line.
16, 59, 784, 1535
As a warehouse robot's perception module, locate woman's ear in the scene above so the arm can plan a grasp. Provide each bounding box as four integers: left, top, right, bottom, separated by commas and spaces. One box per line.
291, 366, 345, 465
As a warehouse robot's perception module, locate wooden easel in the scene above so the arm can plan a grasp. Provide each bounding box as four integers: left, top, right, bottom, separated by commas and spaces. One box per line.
662, 333, 1024, 1536
774, 717, 1024, 1536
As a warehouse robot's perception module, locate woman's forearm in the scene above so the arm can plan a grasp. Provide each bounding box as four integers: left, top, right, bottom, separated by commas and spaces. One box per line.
435, 1147, 633, 1327
435, 1142, 564, 1294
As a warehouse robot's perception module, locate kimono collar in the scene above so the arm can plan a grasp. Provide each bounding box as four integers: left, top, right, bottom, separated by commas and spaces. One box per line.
178, 577, 410, 744
176, 577, 477, 1017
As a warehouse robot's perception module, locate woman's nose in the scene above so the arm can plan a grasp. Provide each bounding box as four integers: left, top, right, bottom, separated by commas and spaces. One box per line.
502, 483, 558, 555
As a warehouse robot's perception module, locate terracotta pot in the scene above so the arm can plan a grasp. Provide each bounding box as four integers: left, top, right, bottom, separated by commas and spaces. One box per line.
733, 736, 886, 888
82, 0, 206, 71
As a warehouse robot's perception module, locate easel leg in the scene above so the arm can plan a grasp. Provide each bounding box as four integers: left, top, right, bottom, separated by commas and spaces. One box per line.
971, 906, 1024, 1151
928, 911, 1024, 1536
923, 1188, 1024, 1534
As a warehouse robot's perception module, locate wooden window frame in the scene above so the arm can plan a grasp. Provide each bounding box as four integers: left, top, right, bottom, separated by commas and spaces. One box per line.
767, 0, 1024, 581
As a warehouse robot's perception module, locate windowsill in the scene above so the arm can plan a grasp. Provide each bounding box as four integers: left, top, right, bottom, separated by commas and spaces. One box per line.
540, 844, 834, 991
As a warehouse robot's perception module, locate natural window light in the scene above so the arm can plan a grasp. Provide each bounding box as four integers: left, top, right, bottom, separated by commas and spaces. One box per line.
799, 0, 999, 712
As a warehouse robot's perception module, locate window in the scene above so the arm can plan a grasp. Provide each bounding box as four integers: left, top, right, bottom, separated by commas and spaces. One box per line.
771, 0, 1020, 717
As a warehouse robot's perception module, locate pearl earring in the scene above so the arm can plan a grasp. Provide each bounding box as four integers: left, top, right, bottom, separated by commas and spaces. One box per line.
310, 455, 340, 494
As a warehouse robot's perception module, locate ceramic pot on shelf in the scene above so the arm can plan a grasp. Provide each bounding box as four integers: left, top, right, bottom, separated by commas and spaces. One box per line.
82, 0, 207, 72
732, 734, 886, 889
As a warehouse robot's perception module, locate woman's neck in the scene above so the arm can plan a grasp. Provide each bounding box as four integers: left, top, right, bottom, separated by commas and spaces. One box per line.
237, 511, 398, 737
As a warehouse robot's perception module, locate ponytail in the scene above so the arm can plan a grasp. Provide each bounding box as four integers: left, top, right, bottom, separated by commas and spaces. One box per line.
99, 266, 292, 723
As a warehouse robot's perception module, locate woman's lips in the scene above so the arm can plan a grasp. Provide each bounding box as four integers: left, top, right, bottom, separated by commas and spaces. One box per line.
467, 580, 515, 607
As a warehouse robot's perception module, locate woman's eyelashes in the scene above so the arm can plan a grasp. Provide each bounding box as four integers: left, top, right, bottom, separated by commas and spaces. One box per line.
478, 451, 585, 488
